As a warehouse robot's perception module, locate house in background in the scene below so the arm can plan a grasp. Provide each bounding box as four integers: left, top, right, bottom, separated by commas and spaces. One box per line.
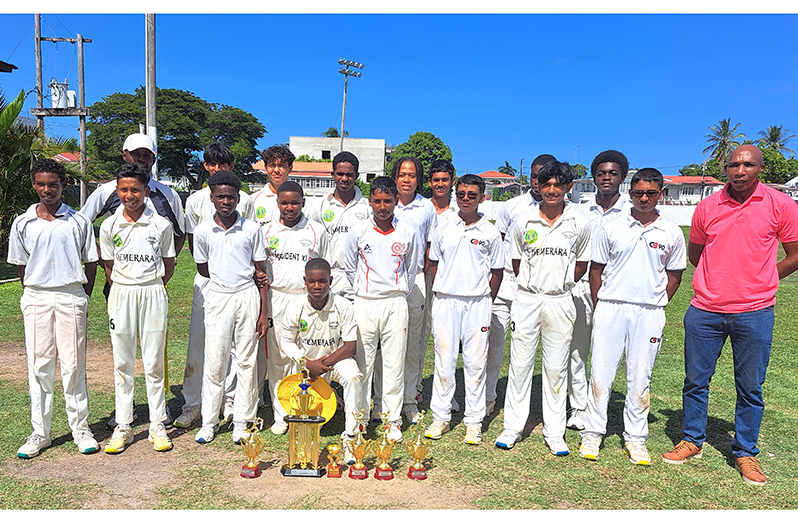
288, 136, 386, 182
661, 176, 725, 203
570, 172, 636, 203
476, 170, 520, 199
251, 160, 336, 197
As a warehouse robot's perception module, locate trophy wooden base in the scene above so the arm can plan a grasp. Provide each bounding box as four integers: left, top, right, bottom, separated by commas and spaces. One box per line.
407, 466, 427, 480
348, 465, 368, 480
281, 465, 325, 478
374, 466, 394, 480
327, 464, 342, 478
241, 464, 261, 478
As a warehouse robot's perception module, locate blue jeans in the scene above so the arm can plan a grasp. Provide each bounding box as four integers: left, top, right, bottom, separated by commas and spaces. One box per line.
682, 305, 773, 458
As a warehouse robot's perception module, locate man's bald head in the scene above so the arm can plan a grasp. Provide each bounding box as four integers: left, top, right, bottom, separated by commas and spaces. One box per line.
727, 144, 763, 168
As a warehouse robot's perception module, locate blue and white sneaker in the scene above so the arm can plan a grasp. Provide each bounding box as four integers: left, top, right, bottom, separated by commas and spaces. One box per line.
195, 424, 218, 444
545, 436, 570, 456
495, 429, 521, 450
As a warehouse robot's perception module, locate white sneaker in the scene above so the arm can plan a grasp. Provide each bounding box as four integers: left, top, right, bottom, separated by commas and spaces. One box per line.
403, 404, 420, 424
105, 425, 134, 454
545, 436, 570, 456
580, 432, 602, 461
73, 430, 98, 454
386, 421, 403, 443
221, 400, 235, 424
17, 432, 51, 458
463, 424, 482, 445
148, 422, 173, 452
271, 420, 288, 435
232, 421, 249, 444
195, 424, 218, 444
495, 429, 521, 450
174, 407, 201, 429
624, 440, 651, 466
424, 420, 450, 440
486, 400, 496, 416
340, 433, 356, 465
566, 409, 585, 431
451, 398, 461, 412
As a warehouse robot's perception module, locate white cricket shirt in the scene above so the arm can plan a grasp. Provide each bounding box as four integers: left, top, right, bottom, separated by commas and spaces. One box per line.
430, 213, 504, 297
344, 216, 417, 299
251, 184, 280, 225
495, 192, 539, 301
574, 193, 632, 282
593, 209, 686, 307
261, 215, 328, 294
279, 293, 358, 362
99, 206, 176, 285
511, 203, 591, 296
308, 188, 370, 273
7, 203, 98, 288
184, 187, 254, 234
193, 214, 267, 290
394, 194, 436, 272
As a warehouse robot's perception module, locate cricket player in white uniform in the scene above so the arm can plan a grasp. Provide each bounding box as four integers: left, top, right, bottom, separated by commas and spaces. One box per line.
251, 145, 294, 225
567, 150, 632, 431
279, 258, 363, 463
345, 176, 417, 443
425, 174, 504, 445
260, 181, 328, 435
496, 161, 590, 456
9, 160, 99, 458
388, 157, 436, 423
99, 164, 175, 454
307, 151, 370, 301
488, 155, 554, 417
580, 168, 686, 465
192, 172, 269, 444
176, 144, 255, 429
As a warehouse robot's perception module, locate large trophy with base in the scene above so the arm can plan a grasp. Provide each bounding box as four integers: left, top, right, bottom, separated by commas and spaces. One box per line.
345, 409, 371, 480
371, 411, 396, 480
405, 411, 431, 480
240, 418, 265, 478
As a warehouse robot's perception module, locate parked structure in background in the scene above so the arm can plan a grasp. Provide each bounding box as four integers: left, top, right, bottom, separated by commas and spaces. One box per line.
288, 136, 385, 183
476, 170, 520, 199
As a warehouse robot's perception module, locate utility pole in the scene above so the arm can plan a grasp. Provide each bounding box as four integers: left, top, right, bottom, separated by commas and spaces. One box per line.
146, 14, 158, 179
31, 14, 92, 206
519, 158, 525, 182
338, 58, 363, 153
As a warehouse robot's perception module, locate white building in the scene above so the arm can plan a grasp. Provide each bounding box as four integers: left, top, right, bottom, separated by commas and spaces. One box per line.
288, 136, 386, 182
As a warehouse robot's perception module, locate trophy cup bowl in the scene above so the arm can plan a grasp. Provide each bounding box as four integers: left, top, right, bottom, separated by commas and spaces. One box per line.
405, 438, 429, 480
326, 443, 342, 478
346, 435, 370, 480
241, 419, 265, 479
372, 439, 395, 481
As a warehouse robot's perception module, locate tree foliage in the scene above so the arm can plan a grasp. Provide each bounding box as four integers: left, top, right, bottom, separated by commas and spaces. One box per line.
760, 147, 798, 184
573, 163, 588, 178
498, 161, 517, 177
679, 159, 725, 182
87, 87, 266, 189
756, 125, 795, 158
387, 131, 453, 197
321, 126, 348, 138
703, 118, 745, 166
295, 154, 332, 163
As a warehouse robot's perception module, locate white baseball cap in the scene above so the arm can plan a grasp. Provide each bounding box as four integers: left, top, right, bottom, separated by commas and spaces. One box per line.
122, 133, 157, 155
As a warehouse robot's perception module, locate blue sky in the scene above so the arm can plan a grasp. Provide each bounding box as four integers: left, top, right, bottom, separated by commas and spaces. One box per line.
2, 12, 797, 177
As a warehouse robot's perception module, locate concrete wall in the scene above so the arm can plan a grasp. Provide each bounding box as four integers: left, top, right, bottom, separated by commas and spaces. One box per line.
289, 136, 385, 182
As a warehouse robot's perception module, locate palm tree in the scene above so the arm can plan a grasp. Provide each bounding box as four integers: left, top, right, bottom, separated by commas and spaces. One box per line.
497, 161, 517, 177
703, 118, 746, 166
755, 125, 796, 157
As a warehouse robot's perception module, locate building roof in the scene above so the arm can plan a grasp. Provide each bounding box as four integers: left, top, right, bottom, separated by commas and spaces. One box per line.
663, 175, 725, 186
53, 152, 82, 163
476, 170, 519, 180
251, 160, 333, 178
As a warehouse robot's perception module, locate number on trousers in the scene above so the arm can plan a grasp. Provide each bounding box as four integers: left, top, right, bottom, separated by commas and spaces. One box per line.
510, 321, 515, 332
109, 318, 115, 330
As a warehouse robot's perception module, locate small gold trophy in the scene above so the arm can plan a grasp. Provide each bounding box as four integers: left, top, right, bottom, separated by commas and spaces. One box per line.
371, 411, 396, 480
345, 409, 370, 480
405, 411, 431, 480
240, 418, 265, 478
281, 361, 326, 478
326, 443, 342, 478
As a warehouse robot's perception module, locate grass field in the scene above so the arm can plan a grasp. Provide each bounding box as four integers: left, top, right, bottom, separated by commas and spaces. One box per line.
1, 227, 797, 510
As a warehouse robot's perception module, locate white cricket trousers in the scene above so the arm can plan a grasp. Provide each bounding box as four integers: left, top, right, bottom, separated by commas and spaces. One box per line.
322, 358, 364, 435
182, 272, 237, 414
260, 289, 301, 425
354, 295, 408, 424
21, 284, 90, 438
503, 290, 576, 440
430, 293, 492, 425
402, 272, 428, 406
487, 296, 512, 404
417, 270, 434, 396
108, 280, 168, 426
582, 300, 665, 442
568, 280, 592, 412
202, 282, 261, 427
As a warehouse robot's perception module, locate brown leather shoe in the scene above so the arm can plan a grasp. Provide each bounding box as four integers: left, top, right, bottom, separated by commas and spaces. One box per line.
662, 440, 703, 464
735, 456, 767, 486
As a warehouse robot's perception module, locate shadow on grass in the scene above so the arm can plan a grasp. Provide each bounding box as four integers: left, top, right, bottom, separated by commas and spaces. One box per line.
660, 407, 736, 462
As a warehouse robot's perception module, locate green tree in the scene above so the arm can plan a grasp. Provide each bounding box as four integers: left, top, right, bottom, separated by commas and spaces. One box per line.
760, 147, 798, 184
295, 154, 332, 163
573, 163, 588, 178
387, 131, 453, 197
679, 159, 726, 182
321, 126, 348, 138
498, 161, 517, 177
355, 178, 370, 197
755, 125, 795, 158
87, 87, 266, 189
492, 188, 514, 201
703, 118, 745, 166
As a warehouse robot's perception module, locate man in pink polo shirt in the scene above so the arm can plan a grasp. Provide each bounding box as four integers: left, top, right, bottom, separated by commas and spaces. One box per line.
662, 145, 798, 486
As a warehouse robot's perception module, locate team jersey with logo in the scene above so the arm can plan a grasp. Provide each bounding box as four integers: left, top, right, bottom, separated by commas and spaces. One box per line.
394, 194, 436, 272
592, 209, 686, 307
7, 203, 98, 288
574, 193, 632, 282
193, 214, 266, 290
184, 187, 254, 234
99, 206, 175, 285
279, 293, 358, 362
511, 203, 590, 296
308, 188, 371, 272
262, 215, 327, 294
430, 213, 504, 297
344, 216, 417, 299
80, 178, 185, 236
495, 192, 539, 301
250, 184, 280, 225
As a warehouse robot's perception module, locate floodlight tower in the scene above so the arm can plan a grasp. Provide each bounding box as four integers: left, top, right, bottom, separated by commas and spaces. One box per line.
338, 58, 363, 152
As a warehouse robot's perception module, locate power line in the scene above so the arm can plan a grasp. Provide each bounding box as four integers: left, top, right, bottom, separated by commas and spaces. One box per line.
6, 24, 33, 62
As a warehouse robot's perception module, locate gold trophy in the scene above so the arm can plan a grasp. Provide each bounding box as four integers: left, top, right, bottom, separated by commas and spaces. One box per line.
326, 443, 342, 478
371, 411, 396, 480
280, 361, 327, 477
240, 418, 265, 478
345, 409, 370, 480
405, 411, 431, 480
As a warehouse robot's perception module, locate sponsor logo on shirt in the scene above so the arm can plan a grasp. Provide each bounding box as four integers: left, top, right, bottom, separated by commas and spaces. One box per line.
470, 238, 489, 247
355, 212, 368, 220
391, 242, 406, 255
481, 326, 489, 332
362, 244, 372, 254
649, 242, 666, 251
256, 206, 267, 219
323, 210, 335, 222
269, 237, 279, 249
146, 236, 159, 247
650, 336, 661, 343
524, 230, 538, 244
299, 319, 308, 332
299, 239, 312, 248
113, 234, 123, 247
329, 321, 339, 329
